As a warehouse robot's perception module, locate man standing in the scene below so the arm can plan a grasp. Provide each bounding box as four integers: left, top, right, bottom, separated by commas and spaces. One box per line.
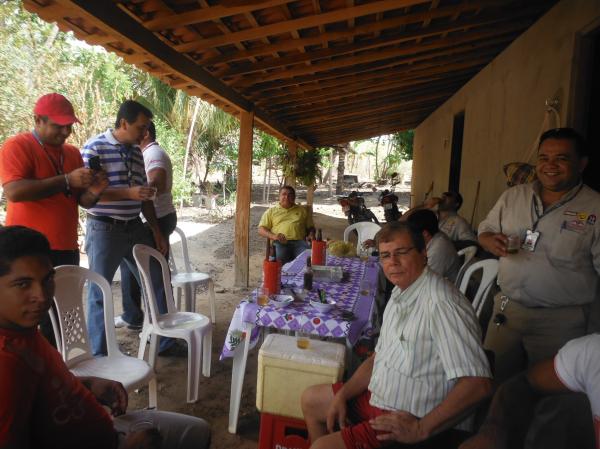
82, 100, 169, 356
301, 222, 492, 449
116, 121, 177, 330
478, 127, 600, 383
0, 93, 107, 341
258, 185, 315, 263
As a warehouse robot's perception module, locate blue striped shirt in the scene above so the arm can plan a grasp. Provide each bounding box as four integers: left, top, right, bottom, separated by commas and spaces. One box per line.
82, 129, 147, 220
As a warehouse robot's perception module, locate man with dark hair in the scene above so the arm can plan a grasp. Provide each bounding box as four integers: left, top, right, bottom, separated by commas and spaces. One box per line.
478, 127, 600, 383
82, 100, 170, 356
116, 121, 177, 330
301, 221, 492, 449
0, 93, 108, 344
258, 185, 316, 263
0, 225, 211, 449
405, 209, 460, 282
422, 191, 477, 246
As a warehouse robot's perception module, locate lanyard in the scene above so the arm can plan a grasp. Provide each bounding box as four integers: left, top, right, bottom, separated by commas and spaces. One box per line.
530, 183, 583, 232
32, 130, 64, 175
118, 146, 133, 186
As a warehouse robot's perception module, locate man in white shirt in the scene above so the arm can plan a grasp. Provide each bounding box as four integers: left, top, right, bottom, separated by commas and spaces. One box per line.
405, 209, 460, 283
301, 221, 492, 449
460, 333, 599, 449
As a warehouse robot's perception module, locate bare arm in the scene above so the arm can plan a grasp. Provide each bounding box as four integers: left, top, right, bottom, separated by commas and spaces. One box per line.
3, 167, 95, 202
259, 226, 287, 243
371, 376, 493, 443
478, 232, 508, 257
146, 167, 167, 194
141, 200, 167, 255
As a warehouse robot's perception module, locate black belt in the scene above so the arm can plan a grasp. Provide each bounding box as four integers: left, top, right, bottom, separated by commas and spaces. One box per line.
87, 214, 142, 227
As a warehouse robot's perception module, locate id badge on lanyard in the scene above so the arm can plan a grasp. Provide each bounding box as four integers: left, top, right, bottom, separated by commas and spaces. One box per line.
522, 229, 540, 252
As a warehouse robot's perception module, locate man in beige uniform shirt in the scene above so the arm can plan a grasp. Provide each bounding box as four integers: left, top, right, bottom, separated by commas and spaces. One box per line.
478, 127, 600, 383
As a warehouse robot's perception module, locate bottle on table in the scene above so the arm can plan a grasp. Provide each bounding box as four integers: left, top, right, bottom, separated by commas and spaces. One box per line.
311, 229, 326, 265
303, 256, 313, 291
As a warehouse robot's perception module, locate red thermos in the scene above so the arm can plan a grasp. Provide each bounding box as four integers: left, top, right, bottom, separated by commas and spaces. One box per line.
263, 243, 281, 295
311, 229, 326, 266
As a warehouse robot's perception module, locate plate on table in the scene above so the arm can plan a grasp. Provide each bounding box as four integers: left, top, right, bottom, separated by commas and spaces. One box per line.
270, 294, 294, 308
310, 298, 337, 313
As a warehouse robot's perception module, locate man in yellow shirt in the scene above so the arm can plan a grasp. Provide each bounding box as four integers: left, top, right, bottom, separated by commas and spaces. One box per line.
258, 185, 316, 263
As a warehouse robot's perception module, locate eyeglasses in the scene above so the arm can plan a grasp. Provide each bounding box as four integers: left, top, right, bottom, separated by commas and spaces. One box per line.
379, 247, 415, 263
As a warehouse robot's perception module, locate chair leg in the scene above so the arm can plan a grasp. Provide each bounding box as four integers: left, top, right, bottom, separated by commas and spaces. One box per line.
208, 279, 216, 324
186, 334, 201, 403
148, 376, 158, 409
228, 322, 253, 433
175, 286, 182, 311
148, 334, 159, 368
184, 284, 193, 312
202, 326, 212, 377
138, 327, 151, 360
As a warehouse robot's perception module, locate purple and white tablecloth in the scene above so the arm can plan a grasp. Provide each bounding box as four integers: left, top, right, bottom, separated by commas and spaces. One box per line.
220, 251, 379, 359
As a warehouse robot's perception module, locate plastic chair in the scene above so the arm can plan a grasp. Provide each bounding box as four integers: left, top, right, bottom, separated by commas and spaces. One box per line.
133, 244, 212, 403
459, 259, 499, 317
343, 222, 381, 247
455, 245, 478, 285
169, 227, 216, 323
52, 265, 157, 408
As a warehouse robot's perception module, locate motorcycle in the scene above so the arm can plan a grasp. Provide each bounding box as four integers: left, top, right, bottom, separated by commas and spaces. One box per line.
379, 189, 401, 223
337, 191, 379, 225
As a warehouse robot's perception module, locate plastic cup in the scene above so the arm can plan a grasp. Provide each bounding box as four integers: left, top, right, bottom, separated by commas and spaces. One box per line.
256, 286, 270, 306
507, 234, 520, 254
296, 331, 310, 349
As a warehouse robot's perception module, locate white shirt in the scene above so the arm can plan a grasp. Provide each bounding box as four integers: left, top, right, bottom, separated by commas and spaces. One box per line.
439, 213, 477, 242
368, 268, 491, 431
427, 232, 460, 283
143, 142, 175, 218
555, 334, 600, 449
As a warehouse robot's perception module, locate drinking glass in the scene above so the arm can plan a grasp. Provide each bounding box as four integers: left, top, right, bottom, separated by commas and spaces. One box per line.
256, 286, 270, 306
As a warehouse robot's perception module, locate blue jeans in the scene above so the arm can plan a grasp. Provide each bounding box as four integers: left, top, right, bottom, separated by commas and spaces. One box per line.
85, 218, 169, 356
120, 212, 177, 326
273, 240, 310, 264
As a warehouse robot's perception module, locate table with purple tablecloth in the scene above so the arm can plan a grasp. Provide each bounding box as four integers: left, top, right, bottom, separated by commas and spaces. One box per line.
223, 249, 380, 433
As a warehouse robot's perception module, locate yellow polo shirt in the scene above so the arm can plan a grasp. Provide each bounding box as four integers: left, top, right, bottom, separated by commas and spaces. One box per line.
258, 204, 314, 240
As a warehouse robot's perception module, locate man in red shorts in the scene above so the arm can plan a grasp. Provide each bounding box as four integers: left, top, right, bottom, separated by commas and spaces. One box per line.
301, 221, 493, 449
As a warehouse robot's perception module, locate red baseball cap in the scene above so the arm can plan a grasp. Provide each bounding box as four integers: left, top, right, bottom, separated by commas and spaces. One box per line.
33, 93, 81, 125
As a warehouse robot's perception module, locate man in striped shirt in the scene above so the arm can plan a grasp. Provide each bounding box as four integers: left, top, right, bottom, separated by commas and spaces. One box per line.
302, 221, 492, 449
81, 100, 169, 357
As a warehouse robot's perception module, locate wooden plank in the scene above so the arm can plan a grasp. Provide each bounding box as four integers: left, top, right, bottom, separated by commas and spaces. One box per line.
234, 109, 254, 287
174, 0, 431, 53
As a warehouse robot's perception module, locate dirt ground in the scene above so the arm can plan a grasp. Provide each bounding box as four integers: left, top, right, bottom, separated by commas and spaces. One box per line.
110, 184, 411, 449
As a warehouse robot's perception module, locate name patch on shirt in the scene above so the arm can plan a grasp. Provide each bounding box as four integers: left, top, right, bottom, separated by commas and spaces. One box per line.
561, 219, 586, 234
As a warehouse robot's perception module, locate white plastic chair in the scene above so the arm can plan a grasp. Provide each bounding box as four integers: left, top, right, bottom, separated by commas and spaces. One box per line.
133, 244, 212, 403
343, 222, 381, 247
52, 265, 157, 408
169, 227, 216, 323
459, 259, 499, 317
455, 245, 478, 285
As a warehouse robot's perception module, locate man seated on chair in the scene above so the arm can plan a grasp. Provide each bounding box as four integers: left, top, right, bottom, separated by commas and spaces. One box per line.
258, 185, 316, 263
460, 333, 599, 449
0, 225, 210, 449
404, 209, 461, 283
301, 221, 492, 449
424, 191, 477, 248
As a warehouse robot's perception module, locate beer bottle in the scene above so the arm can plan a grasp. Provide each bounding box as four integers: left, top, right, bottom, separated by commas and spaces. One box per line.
303, 256, 313, 291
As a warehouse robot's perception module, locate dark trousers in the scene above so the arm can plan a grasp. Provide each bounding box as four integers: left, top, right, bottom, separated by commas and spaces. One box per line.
40, 249, 80, 347
120, 212, 177, 326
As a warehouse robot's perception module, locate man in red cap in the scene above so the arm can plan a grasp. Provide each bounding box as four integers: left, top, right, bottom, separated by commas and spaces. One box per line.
0, 93, 108, 342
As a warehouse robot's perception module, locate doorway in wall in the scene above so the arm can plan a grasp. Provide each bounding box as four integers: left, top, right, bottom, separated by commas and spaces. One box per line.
448, 111, 465, 193
569, 23, 600, 192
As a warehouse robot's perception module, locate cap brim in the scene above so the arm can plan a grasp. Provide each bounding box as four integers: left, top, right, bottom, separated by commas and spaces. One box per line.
48, 114, 81, 126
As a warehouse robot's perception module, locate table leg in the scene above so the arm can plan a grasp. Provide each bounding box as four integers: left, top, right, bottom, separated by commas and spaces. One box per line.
228, 322, 255, 434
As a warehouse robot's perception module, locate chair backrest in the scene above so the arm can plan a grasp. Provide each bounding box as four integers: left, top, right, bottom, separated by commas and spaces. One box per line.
53, 265, 120, 365
455, 245, 478, 285
343, 222, 381, 246
459, 259, 499, 317
169, 227, 192, 274
133, 244, 178, 327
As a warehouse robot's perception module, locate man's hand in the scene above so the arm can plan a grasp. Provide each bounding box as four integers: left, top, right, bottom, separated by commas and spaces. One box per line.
120, 428, 162, 449
326, 391, 349, 433
363, 239, 375, 249
275, 233, 288, 244
478, 232, 508, 257
82, 377, 128, 416
128, 186, 156, 201
67, 167, 96, 189
151, 227, 168, 255
369, 411, 427, 444
88, 170, 109, 195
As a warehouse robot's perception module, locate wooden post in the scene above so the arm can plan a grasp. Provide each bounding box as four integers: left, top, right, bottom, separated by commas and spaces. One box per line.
306, 183, 316, 218
284, 140, 297, 187
234, 109, 254, 287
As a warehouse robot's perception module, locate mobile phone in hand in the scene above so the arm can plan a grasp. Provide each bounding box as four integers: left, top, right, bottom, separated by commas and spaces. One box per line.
89, 155, 102, 171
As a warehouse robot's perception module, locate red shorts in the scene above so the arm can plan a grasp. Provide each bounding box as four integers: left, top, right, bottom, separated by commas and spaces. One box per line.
332, 382, 390, 449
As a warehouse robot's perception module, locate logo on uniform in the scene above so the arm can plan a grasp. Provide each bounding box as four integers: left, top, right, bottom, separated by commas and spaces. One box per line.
587, 214, 597, 225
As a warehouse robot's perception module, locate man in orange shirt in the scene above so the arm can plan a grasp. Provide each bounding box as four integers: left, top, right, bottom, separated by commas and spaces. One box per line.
0, 93, 107, 341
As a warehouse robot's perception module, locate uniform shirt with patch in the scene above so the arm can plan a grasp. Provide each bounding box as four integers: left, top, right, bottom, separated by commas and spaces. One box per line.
258, 204, 314, 240
554, 334, 600, 449
478, 182, 600, 307
439, 213, 477, 242
427, 232, 461, 283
